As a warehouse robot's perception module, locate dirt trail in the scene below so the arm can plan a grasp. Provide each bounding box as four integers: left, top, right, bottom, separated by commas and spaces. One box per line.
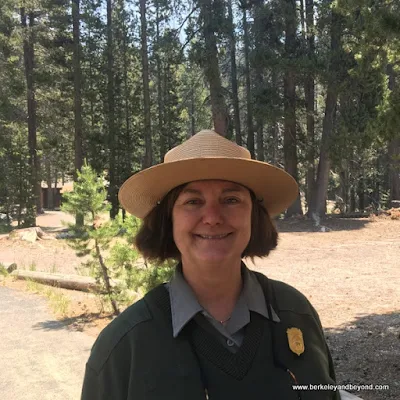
0, 286, 94, 400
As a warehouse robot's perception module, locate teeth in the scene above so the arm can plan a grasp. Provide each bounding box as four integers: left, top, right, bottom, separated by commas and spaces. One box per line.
198, 234, 229, 239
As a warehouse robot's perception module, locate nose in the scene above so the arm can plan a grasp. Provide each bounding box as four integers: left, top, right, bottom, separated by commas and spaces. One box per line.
201, 202, 224, 225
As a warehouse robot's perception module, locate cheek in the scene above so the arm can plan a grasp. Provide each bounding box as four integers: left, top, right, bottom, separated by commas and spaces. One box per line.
172, 210, 193, 241
230, 206, 252, 227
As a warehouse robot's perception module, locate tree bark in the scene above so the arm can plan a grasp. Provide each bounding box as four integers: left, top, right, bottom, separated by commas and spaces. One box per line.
305, 0, 315, 214
283, 0, 302, 216
21, 8, 39, 227
339, 168, 348, 213
350, 186, 356, 212
12, 269, 100, 293
72, 0, 84, 226
311, 9, 343, 217
227, 0, 241, 146
140, 0, 153, 166
106, 0, 119, 218
156, 5, 165, 162
198, 0, 228, 136
271, 69, 279, 164
46, 157, 53, 209
357, 176, 365, 211
299, 0, 306, 36
254, 3, 264, 161
387, 64, 400, 202
388, 138, 400, 201
190, 85, 196, 137
242, 8, 254, 155
122, 0, 132, 182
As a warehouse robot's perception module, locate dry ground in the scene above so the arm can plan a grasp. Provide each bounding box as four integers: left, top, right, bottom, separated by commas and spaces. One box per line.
1, 211, 399, 400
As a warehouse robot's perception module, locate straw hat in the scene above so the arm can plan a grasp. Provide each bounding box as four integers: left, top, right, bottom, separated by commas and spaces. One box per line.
118, 130, 298, 218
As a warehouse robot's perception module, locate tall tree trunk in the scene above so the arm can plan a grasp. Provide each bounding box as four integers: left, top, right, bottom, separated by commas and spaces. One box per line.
190, 85, 196, 137
305, 0, 315, 214
300, 0, 306, 36
387, 64, 400, 203
311, 9, 343, 217
198, 0, 228, 136
227, 0, 241, 145
283, 0, 302, 216
72, 0, 84, 226
163, 65, 172, 147
271, 69, 279, 164
140, 0, 153, 166
358, 176, 365, 211
46, 157, 53, 210
242, 8, 254, 155
254, 3, 264, 161
350, 186, 356, 212
388, 139, 400, 202
21, 8, 38, 227
107, 0, 119, 218
339, 168, 348, 213
54, 169, 59, 208
88, 26, 96, 163
122, 0, 132, 183
156, 5, 165, 162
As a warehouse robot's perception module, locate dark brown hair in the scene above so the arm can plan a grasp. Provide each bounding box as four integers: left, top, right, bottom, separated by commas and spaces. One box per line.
134, 183, 278, 264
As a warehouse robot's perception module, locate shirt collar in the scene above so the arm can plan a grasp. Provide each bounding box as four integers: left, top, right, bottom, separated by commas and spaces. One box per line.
168, 262, 203, 338
167, 261, 280, 338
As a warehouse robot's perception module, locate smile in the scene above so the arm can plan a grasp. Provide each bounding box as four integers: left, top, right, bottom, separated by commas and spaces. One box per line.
195, 233, 232, 239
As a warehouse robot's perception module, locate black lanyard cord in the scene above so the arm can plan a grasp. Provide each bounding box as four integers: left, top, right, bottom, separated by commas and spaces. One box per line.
266, 277, 303, 400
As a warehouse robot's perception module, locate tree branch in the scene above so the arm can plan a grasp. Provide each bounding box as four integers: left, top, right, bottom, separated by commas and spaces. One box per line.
179, 27, 201, 54
176, 5, 199, 34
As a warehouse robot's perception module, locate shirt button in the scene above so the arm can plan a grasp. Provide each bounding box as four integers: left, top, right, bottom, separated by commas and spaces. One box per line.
227, 339, 235, 347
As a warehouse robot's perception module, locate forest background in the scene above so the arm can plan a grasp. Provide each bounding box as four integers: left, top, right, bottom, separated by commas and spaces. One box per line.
0, 0, 399, 227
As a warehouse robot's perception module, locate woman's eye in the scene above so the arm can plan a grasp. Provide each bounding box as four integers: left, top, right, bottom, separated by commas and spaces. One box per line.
185, 199, 201, 205
225, 198, 239, 203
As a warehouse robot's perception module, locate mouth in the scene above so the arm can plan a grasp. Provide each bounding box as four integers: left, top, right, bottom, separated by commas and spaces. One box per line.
194, 233, 233, 240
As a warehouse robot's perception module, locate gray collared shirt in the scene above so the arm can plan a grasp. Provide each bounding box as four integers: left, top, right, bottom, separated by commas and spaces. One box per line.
165, 262, 280, 353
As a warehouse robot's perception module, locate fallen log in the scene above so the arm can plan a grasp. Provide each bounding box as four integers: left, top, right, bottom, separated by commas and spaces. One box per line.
10, 270, 100, 293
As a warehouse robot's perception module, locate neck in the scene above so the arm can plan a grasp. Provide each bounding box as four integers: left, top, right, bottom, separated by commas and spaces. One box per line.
181, 258, 243, 323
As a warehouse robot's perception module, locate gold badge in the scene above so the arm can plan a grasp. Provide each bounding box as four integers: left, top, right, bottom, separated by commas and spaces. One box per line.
287, 327, 305, 356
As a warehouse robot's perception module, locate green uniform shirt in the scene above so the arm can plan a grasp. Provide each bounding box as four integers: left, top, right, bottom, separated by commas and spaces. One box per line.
81, 271, 340, 400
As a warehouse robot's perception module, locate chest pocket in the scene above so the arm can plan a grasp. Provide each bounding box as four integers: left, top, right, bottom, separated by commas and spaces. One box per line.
272, 318, 337, 400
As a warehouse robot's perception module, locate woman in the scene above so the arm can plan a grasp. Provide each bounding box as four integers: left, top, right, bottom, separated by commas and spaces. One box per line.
81, 130, 340, 400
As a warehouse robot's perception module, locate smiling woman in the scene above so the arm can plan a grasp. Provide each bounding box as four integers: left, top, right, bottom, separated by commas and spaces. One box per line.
81, 130, 340, 400
134, 180, 278, 265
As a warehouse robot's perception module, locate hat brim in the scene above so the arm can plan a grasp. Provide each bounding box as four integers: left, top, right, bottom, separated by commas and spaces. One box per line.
118, 158, 299, 218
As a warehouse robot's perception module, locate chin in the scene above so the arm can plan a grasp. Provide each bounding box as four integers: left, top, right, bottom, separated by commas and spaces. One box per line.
195, 252, 238, 264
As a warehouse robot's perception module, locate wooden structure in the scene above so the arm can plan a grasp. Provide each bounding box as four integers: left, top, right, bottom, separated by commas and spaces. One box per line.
40, 181, 74, 210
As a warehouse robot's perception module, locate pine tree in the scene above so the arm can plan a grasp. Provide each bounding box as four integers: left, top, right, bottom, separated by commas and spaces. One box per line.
61, 162, 121, 315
